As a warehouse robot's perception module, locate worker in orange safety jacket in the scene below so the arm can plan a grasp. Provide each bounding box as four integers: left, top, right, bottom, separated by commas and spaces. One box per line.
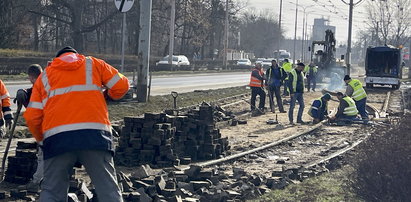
0, 80, 13, 136
249, 62, 266, 114
24, 46, 129, 202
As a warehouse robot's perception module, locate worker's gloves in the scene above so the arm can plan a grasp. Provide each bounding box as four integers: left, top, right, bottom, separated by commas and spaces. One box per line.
14, 89, 28, 105
5, 118, 12, 130
103, 90, 113, 101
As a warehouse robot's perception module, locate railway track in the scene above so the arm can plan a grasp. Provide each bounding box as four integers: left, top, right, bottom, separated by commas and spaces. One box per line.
194, 90, 393, 182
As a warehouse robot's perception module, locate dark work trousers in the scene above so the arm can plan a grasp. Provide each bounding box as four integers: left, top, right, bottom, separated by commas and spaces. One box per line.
288, 93, 305, 123
250, 86, 266, 110
306, 76, 317, 91
355, 98, 368, 120
268, 86, 285, 112
283, 79, 290, 96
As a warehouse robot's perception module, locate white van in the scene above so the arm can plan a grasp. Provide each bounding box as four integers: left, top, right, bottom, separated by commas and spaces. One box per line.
157, 55, 190, 67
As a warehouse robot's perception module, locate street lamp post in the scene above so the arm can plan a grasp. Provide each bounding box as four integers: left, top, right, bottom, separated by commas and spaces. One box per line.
289, 1, 314, 64
301, 9, 314, 62
293, 0, 299, 65
276, 0, 283, 62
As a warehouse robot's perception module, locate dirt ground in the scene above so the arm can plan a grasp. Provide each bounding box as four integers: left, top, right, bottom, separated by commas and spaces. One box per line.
221, 91, 345, 154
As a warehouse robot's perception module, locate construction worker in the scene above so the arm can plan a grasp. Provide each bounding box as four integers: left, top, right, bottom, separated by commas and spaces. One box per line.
308, 93, 331, 124
0, 80, 13, 137
288, 63, 306, 124
343, 75, 368, 121
304, 62, 318, 92
265, 59, 287, 113
249, 62, 266, 114
24, 46, 129, 202
14, 64, 43, 192
329, 92, 358, 122
281, 58, 292, 96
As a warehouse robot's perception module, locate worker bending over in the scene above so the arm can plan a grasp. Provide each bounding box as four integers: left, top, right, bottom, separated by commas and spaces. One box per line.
329, 92, 358, 122
343, 75, 368, 121
265, 59, 287, 113
249, 62, 266, 114
14, 64, 43, 192
24, 46, 129, 202
288, 63, 306, 124
308, 93, 331, 124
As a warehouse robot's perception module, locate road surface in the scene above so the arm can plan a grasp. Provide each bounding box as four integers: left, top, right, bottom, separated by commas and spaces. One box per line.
5, 72, 250, 111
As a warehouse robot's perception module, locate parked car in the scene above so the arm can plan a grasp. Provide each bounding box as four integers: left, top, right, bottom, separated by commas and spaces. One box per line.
157, 55, 190, 67
255, 58, 265, 65
261, 58, 274, 68
236, 59, 252, 67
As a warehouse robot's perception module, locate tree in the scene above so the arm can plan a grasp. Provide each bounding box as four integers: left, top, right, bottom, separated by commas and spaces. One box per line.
238, 11, 282, 57
365, 0, 411, 46
29, 0, 119, 52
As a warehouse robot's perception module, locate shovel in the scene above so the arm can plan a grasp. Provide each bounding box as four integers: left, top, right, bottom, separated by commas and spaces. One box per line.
0, 103, 22, 182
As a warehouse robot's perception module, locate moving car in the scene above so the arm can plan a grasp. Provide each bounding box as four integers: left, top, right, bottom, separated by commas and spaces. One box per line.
236, 59, 252, 67
157, 55, 190, 67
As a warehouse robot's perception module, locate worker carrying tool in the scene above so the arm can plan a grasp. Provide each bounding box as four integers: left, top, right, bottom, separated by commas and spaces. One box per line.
281, 58, 292, 96
304, 62, 318, 92
249, 62, 266, 114
329, 92, 358, 122
288, 62, 307, 125
343, 75, 368, 121
308, 93, 331, 124
265, 59, 287, 113
0, 80, 13, 137
14, 64, 43, 192
24, 46, 129, 202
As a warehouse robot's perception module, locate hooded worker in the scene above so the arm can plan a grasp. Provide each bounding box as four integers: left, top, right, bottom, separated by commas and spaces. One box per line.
308, 93, 331, 124
24, 46, 129, 202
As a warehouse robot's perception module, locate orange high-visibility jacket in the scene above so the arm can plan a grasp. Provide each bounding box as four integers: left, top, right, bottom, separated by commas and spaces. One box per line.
24, 53, 129, 143
0, 80, 12, 121
249, 68, 264, 87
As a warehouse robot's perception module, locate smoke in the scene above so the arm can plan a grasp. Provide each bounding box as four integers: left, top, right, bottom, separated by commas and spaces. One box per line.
322, 66, 346, 91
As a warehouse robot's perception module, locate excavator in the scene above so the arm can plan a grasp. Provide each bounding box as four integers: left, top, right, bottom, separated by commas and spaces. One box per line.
309, 29, 346, 81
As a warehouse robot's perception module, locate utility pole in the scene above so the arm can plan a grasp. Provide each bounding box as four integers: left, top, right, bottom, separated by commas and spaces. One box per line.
120, 12, 126, 72
342, 0, 363, 75
168, 0, 175, 69
223, 0, 229, 69
276, 0, 283, 62
136, 0, 152, 102
292, 0, 299, 65
346, 0, 353, 75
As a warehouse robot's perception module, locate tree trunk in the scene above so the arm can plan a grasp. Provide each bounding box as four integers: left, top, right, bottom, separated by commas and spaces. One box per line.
32, 15, 39, 51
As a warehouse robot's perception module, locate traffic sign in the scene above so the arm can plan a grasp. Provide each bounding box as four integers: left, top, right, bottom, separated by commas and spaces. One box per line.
115, 0, 134, 13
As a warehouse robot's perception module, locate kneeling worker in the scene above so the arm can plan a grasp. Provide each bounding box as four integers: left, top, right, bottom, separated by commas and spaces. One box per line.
329, 92, 358, 122
308, 93, 331, 124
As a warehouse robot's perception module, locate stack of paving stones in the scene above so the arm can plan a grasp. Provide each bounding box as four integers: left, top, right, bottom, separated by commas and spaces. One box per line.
4, 141, 38, 184
116, 112, 180, 167
116, 103, 231, 168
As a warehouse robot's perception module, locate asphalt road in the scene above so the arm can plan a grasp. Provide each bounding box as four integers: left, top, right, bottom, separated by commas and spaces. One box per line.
5, 72, 250, 111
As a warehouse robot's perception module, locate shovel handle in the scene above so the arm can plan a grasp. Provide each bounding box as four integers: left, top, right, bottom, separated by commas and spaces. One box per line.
0, 103, 22, 182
